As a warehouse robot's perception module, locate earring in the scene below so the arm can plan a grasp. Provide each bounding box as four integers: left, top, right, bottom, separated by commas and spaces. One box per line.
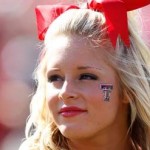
100, 84, 113, 101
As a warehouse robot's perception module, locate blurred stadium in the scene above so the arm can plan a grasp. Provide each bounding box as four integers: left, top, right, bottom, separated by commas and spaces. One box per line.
0, 0, 149, 150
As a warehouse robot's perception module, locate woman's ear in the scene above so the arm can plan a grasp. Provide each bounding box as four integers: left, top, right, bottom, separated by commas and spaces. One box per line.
121, 88, 133, 104
118, 82, 130, 104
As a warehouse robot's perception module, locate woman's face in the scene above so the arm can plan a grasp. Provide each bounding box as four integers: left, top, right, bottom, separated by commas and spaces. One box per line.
45, 34, 128, 140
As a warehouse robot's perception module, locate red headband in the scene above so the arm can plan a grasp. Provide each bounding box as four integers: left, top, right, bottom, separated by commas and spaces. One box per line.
35, 0, 149, 47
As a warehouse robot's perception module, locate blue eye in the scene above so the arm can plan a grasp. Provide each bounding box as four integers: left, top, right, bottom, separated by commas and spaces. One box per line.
48, 75, 63, 82
79, 73, 98, 80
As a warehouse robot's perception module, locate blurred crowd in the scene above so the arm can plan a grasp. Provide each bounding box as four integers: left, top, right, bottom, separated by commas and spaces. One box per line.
0, 0, 149, 150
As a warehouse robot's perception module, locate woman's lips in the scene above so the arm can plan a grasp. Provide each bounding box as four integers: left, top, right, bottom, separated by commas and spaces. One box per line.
59, 106, 87, 117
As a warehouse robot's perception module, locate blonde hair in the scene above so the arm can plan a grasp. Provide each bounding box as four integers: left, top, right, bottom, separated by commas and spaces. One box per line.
19, 5, 150, 150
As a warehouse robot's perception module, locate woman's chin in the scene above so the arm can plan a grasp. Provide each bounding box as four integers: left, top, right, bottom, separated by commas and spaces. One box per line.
58, 124, 87, 139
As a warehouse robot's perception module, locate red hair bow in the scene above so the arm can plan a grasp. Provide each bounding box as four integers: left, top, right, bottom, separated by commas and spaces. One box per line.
35, 5, 79, 40
35, 0, 149, 47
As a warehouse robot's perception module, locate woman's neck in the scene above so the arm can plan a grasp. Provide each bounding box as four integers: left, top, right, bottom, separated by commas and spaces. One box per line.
68, 123, 133, 150
69, 136, 133, 150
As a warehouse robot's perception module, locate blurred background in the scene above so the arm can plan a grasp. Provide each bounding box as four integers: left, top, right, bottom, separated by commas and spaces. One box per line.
0, 0, 149, 150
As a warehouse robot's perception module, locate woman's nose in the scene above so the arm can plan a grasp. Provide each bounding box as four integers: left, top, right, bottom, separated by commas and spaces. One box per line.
58, 80, 79, 101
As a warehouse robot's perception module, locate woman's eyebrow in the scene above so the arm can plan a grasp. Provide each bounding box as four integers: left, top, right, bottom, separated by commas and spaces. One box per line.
46, 68, 60, 75
77, 66, 103, 71
47, 68, 60, 71
46, 66, 103, 74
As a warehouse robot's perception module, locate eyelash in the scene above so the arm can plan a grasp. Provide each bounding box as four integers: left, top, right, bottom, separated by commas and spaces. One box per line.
79, 73, 98, 80
48, 75, 64, 83
48, 73, 98, 83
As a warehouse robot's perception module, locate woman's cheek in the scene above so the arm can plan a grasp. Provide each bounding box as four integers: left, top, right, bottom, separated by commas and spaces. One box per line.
83, 83, 103, 97
46, 85, 60, 111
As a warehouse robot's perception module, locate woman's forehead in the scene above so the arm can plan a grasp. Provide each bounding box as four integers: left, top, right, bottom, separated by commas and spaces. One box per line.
45, 35, 113, 71
45, 34, 111, 55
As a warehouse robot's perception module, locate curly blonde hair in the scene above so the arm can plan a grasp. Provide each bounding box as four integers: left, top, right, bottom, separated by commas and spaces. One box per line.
19, 4, 150, 150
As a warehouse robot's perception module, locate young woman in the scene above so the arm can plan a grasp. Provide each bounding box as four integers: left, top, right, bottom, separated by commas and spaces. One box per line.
19, 0, 150, 150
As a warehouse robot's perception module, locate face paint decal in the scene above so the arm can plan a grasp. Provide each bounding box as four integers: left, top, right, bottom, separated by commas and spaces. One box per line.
99, 84, 113, 101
